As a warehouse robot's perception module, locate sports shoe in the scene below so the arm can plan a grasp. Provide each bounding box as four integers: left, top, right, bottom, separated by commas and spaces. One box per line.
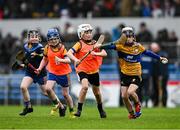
69, 111, 76, 118
99, 110, 107, 118
74, 110, 81, 117
19, 107, 33, 116
128, 114, 136, 119
59, 105, 66, 117
135, 103, 142, 117
50, 105, 58, 116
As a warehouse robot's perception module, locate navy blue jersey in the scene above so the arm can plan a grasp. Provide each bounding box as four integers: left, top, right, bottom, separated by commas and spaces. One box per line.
23, 42, 46, 76
140, 55, 153, 78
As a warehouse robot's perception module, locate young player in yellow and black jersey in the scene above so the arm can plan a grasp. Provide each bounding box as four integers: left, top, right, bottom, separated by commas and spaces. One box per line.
94, 27, 168, 119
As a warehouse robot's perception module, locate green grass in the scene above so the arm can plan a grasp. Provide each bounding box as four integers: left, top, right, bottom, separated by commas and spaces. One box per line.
0, 106, 180, 129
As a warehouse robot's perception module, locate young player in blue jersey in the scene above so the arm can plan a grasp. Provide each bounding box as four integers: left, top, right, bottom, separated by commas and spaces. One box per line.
17, 30, 60, 116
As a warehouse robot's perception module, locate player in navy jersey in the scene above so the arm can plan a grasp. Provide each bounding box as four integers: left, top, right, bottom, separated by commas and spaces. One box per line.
17, 30, 47, 116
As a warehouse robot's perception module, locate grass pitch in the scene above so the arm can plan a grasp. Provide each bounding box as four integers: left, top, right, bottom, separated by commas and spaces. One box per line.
0, 106, 180, 129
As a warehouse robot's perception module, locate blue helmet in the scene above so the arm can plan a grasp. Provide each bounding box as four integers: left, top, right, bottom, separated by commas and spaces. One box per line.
47, 28, 60, 41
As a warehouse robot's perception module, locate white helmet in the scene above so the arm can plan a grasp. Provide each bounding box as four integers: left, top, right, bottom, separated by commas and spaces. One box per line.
122, 27, 134, 33
122, 26, 135, 37
77, 24, 93, 39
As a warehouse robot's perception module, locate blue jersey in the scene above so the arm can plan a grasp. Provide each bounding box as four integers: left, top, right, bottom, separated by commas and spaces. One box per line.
140, 55, 153, 78
23, 42, 46, 76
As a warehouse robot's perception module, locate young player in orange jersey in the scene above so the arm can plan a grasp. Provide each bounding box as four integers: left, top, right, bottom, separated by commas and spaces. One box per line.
36, 28, 74, 117
67, 24, 107, 118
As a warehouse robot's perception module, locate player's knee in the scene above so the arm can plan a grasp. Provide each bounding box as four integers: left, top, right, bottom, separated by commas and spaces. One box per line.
94, 91, 101, 96
62, 91, 69, 98
46, 87, 53, 93
82, 86, 88, 92
94, 93, 102, 101
127, 89, 134, 96
42, 92, 48, 96
122, 96, 129, 102
81, 79, 89, 87
121, 93, 128, 100
20, 86, 27, 92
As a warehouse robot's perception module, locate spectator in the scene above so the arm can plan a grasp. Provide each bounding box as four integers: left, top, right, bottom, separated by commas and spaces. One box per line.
101, 0, 116, 17
151, 1, 163, 18
112, 23, 125, 41
120, 0, 132, 16
142, 0, 151, 17
168, 31, 178, 42
167, 31, 178, 62
156, 29, 169, 43
0, 7, 3, 19
174, 0, 180, 16
150, 42, 169, 107
139, 45, 153, 107
137, 22, 153, 43
163, 0, 175, 17
47, 3, 60, 18
94, 27, 102, 41
132, 0, 142, 17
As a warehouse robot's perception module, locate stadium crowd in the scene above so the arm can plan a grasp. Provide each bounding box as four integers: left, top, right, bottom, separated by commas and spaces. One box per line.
0, 0, 180, 19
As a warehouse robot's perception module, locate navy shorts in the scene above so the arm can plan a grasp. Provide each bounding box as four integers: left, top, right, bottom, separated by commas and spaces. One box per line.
25, 71, 46, 85
48, 73, 69, 87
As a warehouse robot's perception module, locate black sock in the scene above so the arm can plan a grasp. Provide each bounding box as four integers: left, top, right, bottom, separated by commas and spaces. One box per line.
135, 101, 140, 105
129, 111, 134, 115
97, 103, 103, 112
69, 108, 74, 112
24, 101, 31, 108
77, 102, 83, 111
52, 99, 59, 106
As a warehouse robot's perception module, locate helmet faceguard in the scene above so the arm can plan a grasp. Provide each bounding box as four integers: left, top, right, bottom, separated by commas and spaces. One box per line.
122, 27, 136, 45
122, 27, 135, 37
47, 28, 61, 47
28, 30, 40, 43
77, 24, 93, 40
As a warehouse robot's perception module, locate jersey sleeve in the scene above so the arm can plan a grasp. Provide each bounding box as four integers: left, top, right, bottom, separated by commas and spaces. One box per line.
114, 34, 127, 45
139, 43, 146, 53
43, 45, 49, 57
71, 42, 81, 53
36, 45, 44, 54
63, 47, 68, 57
115, 43, 123, 51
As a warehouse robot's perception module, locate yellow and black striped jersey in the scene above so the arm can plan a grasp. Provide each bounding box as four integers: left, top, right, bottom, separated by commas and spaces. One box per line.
115, 42, 146, 76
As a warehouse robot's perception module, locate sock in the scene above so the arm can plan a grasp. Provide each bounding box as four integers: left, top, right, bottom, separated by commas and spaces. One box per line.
24, 101, 31, 108
135, 101, 140, 105
52, 99, 59, 106
69, 108, 74, 112
97, 103, 103, 112
77, 102, 83, 111
129, 111, 134, 115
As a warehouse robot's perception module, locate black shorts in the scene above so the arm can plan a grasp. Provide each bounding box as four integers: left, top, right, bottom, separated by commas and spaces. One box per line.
120, 72, 142, 87
78, 72, 100, 86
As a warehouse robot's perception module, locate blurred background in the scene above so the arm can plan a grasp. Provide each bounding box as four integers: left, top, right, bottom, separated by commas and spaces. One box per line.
0, 0, 179, 108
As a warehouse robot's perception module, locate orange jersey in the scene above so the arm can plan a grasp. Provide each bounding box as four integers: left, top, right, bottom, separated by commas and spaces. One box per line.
71, 40, 103, 74
44, 44, 72, 75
